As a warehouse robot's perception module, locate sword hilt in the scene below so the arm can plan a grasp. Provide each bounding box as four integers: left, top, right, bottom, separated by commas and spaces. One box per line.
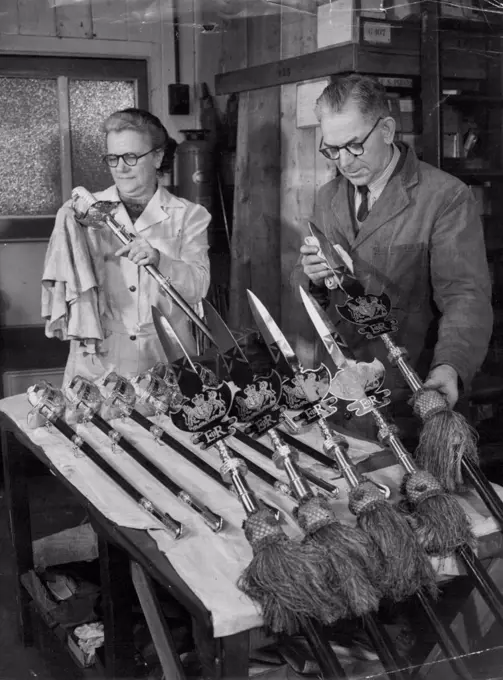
65, 375, 104, 423
99, 371, 136, 418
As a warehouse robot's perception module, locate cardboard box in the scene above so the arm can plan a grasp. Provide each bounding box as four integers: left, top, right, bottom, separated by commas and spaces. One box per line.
440, 0, 484, 21
317, 0, 420, 50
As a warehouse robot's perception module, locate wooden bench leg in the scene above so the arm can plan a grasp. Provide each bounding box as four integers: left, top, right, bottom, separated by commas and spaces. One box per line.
2, 430, 34, 647
130, 560, 186, 680
192, 622, 250, 680
217, 631, 250, 680
98, 537, 137, 677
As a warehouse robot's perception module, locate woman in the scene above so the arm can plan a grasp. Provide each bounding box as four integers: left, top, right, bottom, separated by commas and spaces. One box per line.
43, 108, 211, 384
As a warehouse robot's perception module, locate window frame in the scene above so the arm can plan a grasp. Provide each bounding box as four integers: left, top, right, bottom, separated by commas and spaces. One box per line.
0, 55, 148, 242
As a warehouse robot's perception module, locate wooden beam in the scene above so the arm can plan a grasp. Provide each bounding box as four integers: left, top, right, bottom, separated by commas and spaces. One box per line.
216, 44, 420, 94
216, 19, 421, 94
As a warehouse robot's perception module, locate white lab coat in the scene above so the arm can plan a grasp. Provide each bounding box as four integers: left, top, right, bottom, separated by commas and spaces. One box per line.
63, 184, 211, 385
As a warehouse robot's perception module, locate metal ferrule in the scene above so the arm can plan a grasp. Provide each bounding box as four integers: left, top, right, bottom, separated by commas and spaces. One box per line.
71, 434, 84, 449
139, 498, 183, 539
371, 409, 416, 474
274, 480, 294, 498
108, 429, 121, 444
216, 441, 259, 515
177, 491, 224, 533
150, 424, 163, 441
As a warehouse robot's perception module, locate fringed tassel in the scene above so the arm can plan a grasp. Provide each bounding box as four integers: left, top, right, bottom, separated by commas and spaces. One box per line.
413, 389, 479, 493
348, 482, 438, 602
402, 470, 475, 557
296, 496, 381, 619
238, 509, 339, 634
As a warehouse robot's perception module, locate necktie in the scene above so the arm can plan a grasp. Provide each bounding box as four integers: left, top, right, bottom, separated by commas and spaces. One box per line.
356, 185, 370, 222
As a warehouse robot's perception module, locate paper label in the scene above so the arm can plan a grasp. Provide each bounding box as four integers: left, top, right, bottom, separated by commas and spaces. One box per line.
363, 21, 391, 44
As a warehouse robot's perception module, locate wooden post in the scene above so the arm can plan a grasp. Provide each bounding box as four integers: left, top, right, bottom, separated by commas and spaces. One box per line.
228, 10, 282, 329
279, 5, 318, 364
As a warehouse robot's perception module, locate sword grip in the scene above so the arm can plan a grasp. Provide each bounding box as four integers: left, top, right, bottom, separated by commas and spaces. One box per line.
268, 430, 313, 501
371, 409, 416, 475
215, 441, 260, 515
380, 334, 423, 392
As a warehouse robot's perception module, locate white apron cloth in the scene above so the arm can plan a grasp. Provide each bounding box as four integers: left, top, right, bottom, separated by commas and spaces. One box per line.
62, 185, 210, 385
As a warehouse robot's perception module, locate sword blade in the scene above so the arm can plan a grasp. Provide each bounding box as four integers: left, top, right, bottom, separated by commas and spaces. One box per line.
299, 287, 352, 373
246, 290, 300, 378
151, 306, 204, 395
201, 299, 255, 388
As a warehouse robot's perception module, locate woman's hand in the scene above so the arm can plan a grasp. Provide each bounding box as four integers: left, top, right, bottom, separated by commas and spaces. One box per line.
115, 237, 160, 267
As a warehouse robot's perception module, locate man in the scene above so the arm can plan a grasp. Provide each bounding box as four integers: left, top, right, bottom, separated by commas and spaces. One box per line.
295, 73, 493, 440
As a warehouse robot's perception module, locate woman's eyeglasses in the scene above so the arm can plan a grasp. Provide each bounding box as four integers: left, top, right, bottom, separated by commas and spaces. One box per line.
103, 146, 161, 168
319, 117, 382, 161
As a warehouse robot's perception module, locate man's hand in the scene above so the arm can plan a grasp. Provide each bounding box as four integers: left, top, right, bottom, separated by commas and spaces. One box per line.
423, 364, 459, 408
300, 243, 334, 285
115, 237, 160, 267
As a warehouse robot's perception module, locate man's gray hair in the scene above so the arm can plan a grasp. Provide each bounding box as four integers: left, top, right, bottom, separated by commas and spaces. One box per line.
315, 74, 390, 122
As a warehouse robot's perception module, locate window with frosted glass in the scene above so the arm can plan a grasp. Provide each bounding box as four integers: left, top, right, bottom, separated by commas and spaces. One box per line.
69, 80, 136, 193
0, 77, 61, 215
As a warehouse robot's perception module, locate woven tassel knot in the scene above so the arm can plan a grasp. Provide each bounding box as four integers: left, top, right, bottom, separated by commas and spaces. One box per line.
413, 388, 478, 493
294, 495, 335, 534
348, 482, 383, 517
413, 388, 449, 420
243, 509, 285, 551
403, 470, 444, 505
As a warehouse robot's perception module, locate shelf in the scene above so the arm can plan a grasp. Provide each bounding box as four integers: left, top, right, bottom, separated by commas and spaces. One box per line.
443, 166, 503, 181
215, 42, 419, 94
438, 17, 497, 35
444, 95, 503, 105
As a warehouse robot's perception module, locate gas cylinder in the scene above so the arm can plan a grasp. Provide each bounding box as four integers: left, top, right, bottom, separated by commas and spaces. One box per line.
175, 129, 214, 213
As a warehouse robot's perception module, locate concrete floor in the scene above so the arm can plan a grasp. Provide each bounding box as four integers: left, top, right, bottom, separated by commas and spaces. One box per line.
3, 472, 503, 680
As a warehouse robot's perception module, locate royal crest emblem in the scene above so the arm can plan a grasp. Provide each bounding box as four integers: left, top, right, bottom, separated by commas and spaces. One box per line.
339, 294, 390, 325
281, 366, 331, 410
233, 379, 278, 421
337, 292, 399, 339
330, 359, 391, 416
171, 382, 233, 434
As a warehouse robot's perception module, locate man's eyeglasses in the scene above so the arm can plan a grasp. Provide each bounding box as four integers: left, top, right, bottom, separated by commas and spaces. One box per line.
319, 117, 382, 161
103, 146, 161, 168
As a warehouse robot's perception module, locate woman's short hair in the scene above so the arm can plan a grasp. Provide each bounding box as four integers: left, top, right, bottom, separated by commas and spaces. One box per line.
102, 107, 178, 173
315, 74, 390, 122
